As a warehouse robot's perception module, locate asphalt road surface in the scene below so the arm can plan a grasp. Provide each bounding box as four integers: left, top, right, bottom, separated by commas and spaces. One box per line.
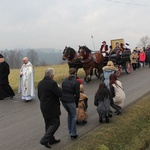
0, 66, 150, 150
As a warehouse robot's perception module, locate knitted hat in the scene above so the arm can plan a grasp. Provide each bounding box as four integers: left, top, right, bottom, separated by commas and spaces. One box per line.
0, 54, 4, 58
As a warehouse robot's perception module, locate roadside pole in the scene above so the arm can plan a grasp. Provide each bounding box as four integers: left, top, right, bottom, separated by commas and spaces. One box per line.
91, 35, 95, 51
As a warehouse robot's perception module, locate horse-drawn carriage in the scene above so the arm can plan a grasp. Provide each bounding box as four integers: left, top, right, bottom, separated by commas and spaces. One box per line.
108, 39, 132, 76
94, 39, 132, 77
62, 39, 132, 83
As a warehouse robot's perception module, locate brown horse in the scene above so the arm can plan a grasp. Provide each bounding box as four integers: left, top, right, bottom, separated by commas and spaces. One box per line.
78, 46, 104, 82
62, 46, 83, 75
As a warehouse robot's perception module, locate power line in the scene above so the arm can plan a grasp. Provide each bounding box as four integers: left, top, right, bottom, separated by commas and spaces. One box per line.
105, 0, 149, 6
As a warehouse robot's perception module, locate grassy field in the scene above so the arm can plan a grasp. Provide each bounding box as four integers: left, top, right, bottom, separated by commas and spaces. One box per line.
64, 93, 150, 150
9, 63, 85, 92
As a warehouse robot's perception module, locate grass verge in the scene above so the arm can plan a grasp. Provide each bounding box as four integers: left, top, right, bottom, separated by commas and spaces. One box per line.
64, 93, 150, 150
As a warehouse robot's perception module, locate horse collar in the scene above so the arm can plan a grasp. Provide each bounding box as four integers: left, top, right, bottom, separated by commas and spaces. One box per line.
81, 53, 92, 63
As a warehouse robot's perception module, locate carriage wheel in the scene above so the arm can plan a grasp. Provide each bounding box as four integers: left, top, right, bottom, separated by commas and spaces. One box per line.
115, 65, 121, 77
125, 61, 132, 74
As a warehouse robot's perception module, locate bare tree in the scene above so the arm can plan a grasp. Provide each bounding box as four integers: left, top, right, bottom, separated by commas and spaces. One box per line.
138, 35, 150, 48
0, 50, 8, 61
7, 50, 16, 69
1, 50, 23, 69
39, 60, 47, 66
27, 49, 39, 66
14, 50, 23, 68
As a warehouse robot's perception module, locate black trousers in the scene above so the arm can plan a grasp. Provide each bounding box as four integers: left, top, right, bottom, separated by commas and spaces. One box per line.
110, 98, 121, 111
40, 117, 60, 144
132, 63, 137, 70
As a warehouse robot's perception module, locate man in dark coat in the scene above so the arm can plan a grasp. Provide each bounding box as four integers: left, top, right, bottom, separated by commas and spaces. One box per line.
0, 54, 15, 100
38, 68, 62, 148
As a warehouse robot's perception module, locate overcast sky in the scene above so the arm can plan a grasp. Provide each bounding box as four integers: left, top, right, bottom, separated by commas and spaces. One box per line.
0, 0, 150, 50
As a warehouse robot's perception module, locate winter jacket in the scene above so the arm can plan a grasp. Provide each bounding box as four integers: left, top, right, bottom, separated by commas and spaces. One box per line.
146, 50, 150, 62
139, 52, 146, 62
37, 76, 62, 118
102, 65, 117, 89
96, 97, 111, 118
110, 80, 126, 108
61, 75, 80, 107
77, 92, 88, 122
100, 45, 109, 53
130, 52, 138, 64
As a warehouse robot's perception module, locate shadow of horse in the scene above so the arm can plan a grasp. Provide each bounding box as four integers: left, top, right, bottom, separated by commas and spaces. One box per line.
78, 46, 104, 83
62, 46, 83, 75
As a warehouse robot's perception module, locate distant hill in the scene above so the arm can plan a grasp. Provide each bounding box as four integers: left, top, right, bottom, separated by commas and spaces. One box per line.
0, 48, 66, 67
35, 48, 64, 65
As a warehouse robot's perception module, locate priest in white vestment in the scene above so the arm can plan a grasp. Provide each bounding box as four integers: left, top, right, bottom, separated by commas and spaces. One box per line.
18, 57, 35, 101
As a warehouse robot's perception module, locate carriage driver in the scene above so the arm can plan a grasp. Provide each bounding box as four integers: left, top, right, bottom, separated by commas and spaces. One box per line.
99, 41, 109, 57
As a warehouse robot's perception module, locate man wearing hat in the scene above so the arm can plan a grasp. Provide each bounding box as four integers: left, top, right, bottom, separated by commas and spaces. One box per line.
0, 54, 15, 100
124, 43, 131, 50
99, 41, 109, 57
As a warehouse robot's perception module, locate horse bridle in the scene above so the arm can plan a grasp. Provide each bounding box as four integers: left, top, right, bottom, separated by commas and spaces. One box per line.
63, 47, 77, 62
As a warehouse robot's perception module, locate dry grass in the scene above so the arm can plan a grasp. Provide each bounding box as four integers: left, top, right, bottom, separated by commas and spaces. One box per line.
9, 63, 85, 92
64, 93, 150, 150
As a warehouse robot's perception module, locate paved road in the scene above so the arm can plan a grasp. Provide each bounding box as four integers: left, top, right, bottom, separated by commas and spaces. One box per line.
0, 66, 150, 150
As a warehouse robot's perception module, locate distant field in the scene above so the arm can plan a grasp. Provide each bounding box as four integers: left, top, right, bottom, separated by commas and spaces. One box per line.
9, 63, 85, 92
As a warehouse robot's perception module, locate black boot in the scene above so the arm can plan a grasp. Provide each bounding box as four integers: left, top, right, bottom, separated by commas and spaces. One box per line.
115, 106, 122, 115
116, 110, 122, 115
111, 104, 121, 113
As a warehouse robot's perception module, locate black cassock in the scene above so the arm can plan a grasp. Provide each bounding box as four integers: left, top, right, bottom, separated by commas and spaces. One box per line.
0, 61, 15, 100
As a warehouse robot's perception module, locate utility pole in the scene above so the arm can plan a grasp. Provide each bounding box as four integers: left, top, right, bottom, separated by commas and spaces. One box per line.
91, 35, 95, 51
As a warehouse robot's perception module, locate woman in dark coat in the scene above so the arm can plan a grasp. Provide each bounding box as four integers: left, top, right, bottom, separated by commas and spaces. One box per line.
94, 82, 112, 123
0, 54, 15, 100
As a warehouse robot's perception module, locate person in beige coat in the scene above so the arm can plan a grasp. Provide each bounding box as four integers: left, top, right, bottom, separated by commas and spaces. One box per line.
130, 50, 138, 70
109, 74, 126, 115
76, 84, 88, 124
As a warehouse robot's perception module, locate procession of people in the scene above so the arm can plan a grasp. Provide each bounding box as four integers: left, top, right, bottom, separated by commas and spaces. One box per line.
0, 41, 149, 148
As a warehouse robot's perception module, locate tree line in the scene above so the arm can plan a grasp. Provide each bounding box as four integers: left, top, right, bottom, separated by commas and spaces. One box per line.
0, 48, 64, 69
